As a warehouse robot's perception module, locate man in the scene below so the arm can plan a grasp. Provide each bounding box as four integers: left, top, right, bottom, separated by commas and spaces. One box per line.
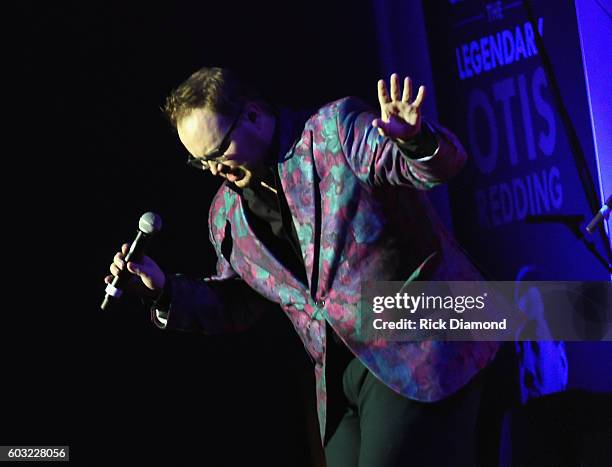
106, 67, 500, 466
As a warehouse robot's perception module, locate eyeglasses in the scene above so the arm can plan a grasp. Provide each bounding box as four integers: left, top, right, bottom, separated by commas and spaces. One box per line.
186, 110, 242, 171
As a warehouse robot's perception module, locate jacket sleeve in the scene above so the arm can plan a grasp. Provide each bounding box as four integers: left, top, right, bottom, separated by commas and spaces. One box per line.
150, 262, 275, 335
335, 97, 468, 189
149, 192, 274, 334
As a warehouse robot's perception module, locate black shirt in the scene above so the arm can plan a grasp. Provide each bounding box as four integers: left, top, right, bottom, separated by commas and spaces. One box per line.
240, 163, 354, 354
240, 167, 308, 287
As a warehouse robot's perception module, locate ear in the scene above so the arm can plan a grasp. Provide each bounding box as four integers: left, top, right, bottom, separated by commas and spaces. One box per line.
244, 101, 265, 125
243, 101, 275, 141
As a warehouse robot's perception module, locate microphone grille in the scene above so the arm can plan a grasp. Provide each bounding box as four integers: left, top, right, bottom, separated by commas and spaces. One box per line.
139, 212, 162, 234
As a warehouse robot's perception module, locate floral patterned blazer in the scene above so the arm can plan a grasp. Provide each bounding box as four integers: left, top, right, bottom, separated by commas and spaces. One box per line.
154, 97, 500, 440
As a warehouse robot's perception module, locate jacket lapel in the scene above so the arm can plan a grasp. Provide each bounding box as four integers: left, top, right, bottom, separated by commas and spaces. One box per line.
224, 187, 307, 298
223, 107, 323, 300
277, 130, 320, 296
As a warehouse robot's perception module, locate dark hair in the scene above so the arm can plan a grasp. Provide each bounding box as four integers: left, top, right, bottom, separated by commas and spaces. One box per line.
163, 67, 270, 127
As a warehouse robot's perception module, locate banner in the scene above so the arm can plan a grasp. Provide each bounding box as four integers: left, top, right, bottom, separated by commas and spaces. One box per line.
422, 0, 609, 281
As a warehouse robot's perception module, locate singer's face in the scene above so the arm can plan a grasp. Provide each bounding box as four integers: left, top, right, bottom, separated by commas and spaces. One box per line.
177, 104, 275, 189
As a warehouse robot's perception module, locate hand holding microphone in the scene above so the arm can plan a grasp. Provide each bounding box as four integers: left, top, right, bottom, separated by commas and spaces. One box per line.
101, 212, 166, 310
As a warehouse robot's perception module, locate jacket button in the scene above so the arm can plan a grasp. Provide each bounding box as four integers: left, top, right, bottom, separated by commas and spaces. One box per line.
316, 299, 325, 308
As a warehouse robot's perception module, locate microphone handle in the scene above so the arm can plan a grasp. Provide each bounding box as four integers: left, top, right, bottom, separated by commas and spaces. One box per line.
101, 230, 150, 310
586, 195, 612, 235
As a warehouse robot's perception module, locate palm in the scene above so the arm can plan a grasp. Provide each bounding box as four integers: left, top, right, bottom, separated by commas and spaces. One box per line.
372, 73, 426, 143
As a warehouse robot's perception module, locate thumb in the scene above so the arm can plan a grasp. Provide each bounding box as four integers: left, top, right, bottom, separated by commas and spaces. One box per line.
372, 118, 388, 136
127, 261, 143, 276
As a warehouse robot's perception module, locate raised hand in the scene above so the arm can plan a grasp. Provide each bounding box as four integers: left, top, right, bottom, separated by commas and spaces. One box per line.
372, 73, 426, 143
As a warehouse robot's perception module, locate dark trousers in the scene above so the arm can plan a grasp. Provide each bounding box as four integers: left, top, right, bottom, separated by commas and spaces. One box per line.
323, 357, 486, 467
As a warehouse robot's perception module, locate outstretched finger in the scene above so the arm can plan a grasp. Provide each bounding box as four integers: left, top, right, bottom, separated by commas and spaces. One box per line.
390, 73, 401, 101
377, 79, 391, 108
402, 76, 412, 102
413, 85, 426, 108
121, 243, 130, 255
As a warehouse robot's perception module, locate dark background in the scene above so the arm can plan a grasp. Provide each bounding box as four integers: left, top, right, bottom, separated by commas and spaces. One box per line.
13, 1, 381, 465
10, 1, 612, 465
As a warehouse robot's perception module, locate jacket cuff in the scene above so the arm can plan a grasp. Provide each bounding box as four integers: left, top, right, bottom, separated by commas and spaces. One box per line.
395, 121, 439, 160
154, 278, 173, 312
149, 278, 173, 329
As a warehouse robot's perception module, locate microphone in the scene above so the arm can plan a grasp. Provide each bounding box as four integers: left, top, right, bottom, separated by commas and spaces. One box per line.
101, 212, 162, 310
586, 195, 611, 235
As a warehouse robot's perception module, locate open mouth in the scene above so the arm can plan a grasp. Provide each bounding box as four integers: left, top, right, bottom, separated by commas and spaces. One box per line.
219, 165, 246, 183
226, 171, 244, 183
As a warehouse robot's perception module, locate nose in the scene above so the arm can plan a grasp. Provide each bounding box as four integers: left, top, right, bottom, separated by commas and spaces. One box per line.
209, 162, 218, 176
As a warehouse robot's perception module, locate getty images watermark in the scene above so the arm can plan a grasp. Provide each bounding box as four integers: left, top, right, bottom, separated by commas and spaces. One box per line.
359, 281, 612, 341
